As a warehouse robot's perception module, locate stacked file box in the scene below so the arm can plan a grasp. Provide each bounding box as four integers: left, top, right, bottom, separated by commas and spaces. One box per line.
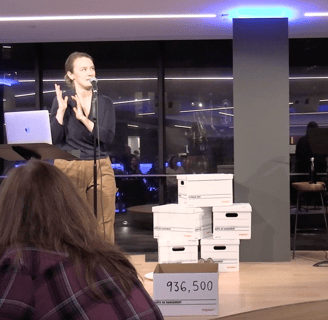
198, 203, 252, 272
153, 204, 212, 263
177, 174, 233, 207
152, 174, 252, 271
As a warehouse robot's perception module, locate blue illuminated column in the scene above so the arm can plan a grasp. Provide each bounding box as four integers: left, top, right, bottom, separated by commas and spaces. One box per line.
233, 18, 290, 262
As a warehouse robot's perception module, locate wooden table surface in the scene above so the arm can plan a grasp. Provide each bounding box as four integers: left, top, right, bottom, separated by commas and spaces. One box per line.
129, 251, 328, 319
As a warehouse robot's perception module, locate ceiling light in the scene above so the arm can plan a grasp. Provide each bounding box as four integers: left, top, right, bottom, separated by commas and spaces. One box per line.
174, 125, 192, 129
227, 6, 296, 20
15, 90, 55, 98
15, 92, 35, 98
127, 124, 139, 128
290, 76, 328, 80
304, 12, 328, 17
138, 112, 156, 116
41, 78, 157, 82
0, 14, 216, 22
17, 75, 328, 84
181, 107, 234, 113
289, 112, 328, 115
18, 79, 37, 83
166, 77, 233, 80
113, 98, 150, 105
219, 112, 234, 117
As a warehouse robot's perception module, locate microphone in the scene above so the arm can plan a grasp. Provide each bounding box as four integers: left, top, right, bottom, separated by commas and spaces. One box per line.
89, 77, 98, 92
89, 77, 98, 121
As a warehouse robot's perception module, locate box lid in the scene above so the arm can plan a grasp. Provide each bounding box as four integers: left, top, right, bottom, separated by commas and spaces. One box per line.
154, 263, 218, 274
157, 238, 198, 247
177, 173, 233, 181
152, 203, 211, 214
200, 237, 240, 245
213, 203, 252, 212
158, 239, 199, 246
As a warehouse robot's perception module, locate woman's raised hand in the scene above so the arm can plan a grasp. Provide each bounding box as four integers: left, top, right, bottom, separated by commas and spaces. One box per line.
55, 84, 68, 112
71, 94, 94, 132
55, 84, 68, 125
71, 95, 85, 121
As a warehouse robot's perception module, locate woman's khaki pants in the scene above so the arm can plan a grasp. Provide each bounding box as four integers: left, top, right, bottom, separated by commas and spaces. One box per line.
54, 157, 117, 243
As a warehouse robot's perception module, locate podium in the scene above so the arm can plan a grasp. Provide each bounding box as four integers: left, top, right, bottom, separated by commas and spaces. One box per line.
0, 143, 80, 161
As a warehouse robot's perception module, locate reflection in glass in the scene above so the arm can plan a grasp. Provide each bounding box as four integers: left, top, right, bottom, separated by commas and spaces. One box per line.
165, 70, 234, 176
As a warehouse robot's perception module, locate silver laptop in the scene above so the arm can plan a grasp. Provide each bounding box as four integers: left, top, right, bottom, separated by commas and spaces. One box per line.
4, 110, 52, 145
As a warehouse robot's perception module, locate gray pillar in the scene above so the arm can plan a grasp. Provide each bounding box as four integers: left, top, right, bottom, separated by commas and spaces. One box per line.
233, 18, 290, 261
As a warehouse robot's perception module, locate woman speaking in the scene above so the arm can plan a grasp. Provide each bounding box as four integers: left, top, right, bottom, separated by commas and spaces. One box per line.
50, 52, 117, 242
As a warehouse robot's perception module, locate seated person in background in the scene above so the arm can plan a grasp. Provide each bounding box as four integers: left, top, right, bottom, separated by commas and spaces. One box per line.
127, 155, 141, 174
124, 155, 148, 206
121, 144, 133, 173
295, 121, 327, 174
166, 155, 185, 203
0, 160, 163, 320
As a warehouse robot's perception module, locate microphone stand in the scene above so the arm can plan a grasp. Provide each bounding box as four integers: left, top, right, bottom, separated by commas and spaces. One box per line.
91, 86, 98, 218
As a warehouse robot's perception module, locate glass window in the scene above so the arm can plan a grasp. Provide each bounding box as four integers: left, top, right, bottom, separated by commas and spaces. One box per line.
289, 38, 328, 205
0, 44, 37, 113
0, 44, 38, 174
164, 40, 233, 203
290, 39, 328, 173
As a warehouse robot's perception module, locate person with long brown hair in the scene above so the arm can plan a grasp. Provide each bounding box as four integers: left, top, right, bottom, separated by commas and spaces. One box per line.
50, 51, 117, 243
0, 160, 163, 319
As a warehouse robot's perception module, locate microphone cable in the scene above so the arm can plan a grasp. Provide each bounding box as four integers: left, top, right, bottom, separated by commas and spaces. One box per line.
96, 103, 106, 241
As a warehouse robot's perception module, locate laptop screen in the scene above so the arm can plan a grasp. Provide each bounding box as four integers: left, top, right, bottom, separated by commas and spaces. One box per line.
4, 110, 52, 145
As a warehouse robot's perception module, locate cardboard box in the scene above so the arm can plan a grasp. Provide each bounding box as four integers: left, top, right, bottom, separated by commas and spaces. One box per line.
201, 237, 240, 272
177, 174, 233, 207
153, 204, 212, 240
158, 239, 199, 264
153, 263, 218, 316
213, 203, 252, 240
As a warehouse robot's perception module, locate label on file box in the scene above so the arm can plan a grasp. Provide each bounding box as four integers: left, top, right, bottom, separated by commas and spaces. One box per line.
215, 226, 249, 231
180, 194, 230, 199
155, 225, 211, 233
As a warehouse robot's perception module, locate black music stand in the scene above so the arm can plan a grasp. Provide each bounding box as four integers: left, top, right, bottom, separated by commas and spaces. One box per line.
0, 143, 80, 162
308, 128, 328, 267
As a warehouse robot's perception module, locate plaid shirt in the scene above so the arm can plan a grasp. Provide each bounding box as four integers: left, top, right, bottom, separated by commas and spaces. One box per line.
0, 247, 163, 320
